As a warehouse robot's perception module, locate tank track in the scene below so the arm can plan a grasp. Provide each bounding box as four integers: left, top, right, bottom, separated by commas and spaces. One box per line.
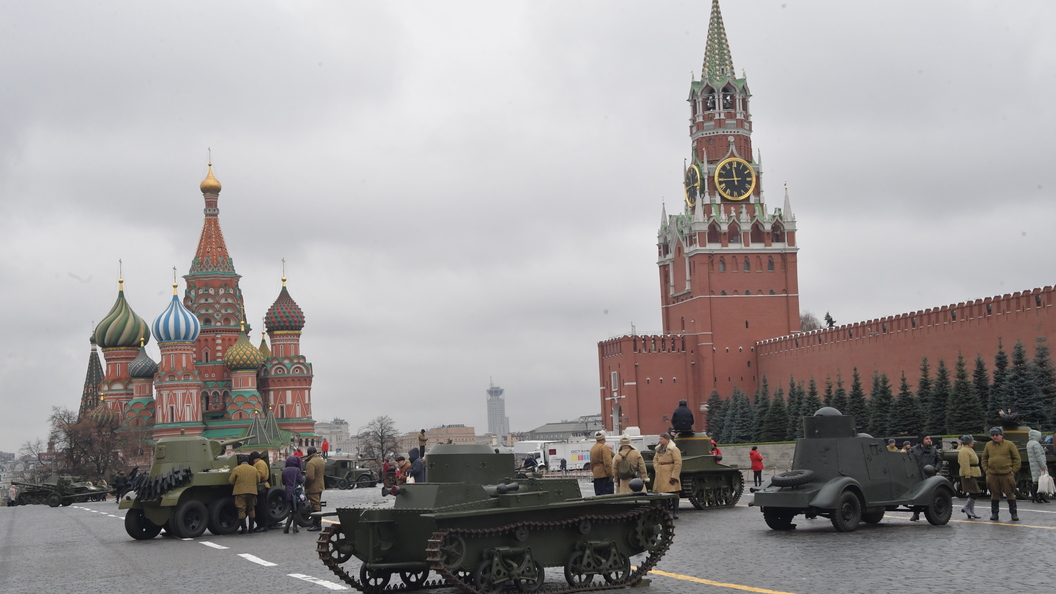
315, 503, 674, 594
683, 471, 743, 510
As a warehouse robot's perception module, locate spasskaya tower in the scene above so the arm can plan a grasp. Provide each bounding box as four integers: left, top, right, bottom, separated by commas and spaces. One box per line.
598, 0, 800, 435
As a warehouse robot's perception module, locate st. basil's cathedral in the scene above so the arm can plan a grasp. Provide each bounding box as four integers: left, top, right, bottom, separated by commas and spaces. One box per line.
78, 164, 317, 447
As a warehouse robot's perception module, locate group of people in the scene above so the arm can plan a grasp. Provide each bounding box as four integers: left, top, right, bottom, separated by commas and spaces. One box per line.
589, 430, 684, 518
228, 446, 325, 535
382, 446, 426, 486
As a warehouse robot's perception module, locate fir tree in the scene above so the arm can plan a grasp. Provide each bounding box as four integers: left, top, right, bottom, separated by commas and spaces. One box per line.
823, 377, 834, 408
929, 360, 951, 435
916, 357, 933, 432
973, 355, 992, 427
752, 377, 771, 442
947, 353, 985, 434
800, 378, 823, 431
867, 372, 894, 436
1033, 337, 1056, 428
1009, 340, 1039, 425
705, 390, 725, 437
728, 388, 755, 443
785, 377, 802, 441
761, 390, 790, 442
891, 372, 919, 436
831, 373, 848, 413
718, 393, 736, 444
847, 368, 868, 431
991, 339, 1009, 424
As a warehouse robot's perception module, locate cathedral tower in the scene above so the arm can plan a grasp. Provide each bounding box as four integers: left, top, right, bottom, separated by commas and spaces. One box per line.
94, 278, 151, 415
152, 281, 204, 436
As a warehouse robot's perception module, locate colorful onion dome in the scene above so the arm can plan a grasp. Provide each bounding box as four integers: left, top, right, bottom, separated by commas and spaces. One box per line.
258, 331, 271, 359
123, 397, 156, 425
200, 163, 222, 194
153, 282, 201, 343
128, 343, 158, 379
95, 278, 150, 349
226, 392, 263, 420
224, 323, 265, 371
265, 277, 305, 332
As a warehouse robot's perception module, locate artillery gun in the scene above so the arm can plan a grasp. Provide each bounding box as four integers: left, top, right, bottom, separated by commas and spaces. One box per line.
315, 443, 676, 593
118, 436, 311, 539
642, 434, 743, 509
10, 475, 109, 507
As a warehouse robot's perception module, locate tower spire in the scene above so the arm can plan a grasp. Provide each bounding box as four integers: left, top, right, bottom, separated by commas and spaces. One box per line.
702, 0, 735, 84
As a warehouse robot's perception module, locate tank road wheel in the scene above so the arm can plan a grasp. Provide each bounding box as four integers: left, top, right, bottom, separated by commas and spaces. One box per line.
399, 569, 429, 590
770, 469, 816, 488
474, 559, 506, 594
172, 499, 208, 538
762, 507, 797, 531
266, 486, 289, 524
688, 482, 707, 510
439, 533, 467, 571
725, 473, 744, 506
830, 491, 861, 533
335, 477, 350, 490
124, 508, 162, 540
359, 565, 391, 592
516, 561, 545, 593
601, 553, 630, 585
356, 474, 376, 489
323, 527, 353, 564
564, 551, 594, 588
46, 492, 62, 507
924, 489, 953, 526
630, 507, 672, 552
207, 497, 239, 535
861, 510, 885, 525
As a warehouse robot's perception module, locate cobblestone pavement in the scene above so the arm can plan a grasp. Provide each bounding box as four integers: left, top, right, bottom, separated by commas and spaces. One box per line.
2, 483, 1053, 593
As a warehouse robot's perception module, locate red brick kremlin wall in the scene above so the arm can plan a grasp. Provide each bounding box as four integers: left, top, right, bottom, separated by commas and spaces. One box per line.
757, 286, 1056, 389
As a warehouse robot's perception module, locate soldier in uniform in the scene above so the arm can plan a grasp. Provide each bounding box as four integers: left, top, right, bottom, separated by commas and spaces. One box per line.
886, 439, 899, 452
982, 426, 1022, 521
250, 452, 271, 532
652, 433, 683, 518
229, 456, 260, 534
612, 434, 649, 494
303, 446, 326, 531
590, 431, 614, 495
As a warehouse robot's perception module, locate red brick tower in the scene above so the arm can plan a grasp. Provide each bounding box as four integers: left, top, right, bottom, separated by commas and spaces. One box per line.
598, 0, 800, 434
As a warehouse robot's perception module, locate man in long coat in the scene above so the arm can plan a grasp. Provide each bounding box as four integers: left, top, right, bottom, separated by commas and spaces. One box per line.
590, 431, 614, 495
612, 435, 648, 494
303, 446, 326, 531
651, 433, 683, 518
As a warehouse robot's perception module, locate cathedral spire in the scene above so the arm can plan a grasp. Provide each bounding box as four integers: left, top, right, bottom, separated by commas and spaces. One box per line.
189, 161, 236, 275
78, 333, 105, 419
702, 0, 735, 84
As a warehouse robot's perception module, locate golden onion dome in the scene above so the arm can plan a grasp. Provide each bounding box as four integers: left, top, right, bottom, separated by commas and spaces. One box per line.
200, 163, 222, 194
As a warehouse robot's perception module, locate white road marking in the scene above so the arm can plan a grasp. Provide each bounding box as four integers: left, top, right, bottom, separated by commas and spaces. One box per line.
239, 553, 277, 567
288, 574, 349, 590
200, 541, 229, 550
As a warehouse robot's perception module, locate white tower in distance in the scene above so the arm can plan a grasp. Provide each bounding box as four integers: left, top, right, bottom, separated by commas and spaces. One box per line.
486, 380, 509, 442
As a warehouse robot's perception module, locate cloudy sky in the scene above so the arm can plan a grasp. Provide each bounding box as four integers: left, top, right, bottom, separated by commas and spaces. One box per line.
2, 1, 1055, 453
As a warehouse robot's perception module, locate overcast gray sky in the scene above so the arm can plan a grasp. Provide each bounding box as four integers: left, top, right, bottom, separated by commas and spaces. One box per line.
2, 1, 1055, 453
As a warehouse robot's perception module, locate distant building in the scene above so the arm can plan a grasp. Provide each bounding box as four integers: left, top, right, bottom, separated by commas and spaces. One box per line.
486, 382, 510, 442
527, 415, 604, 441
398, 425, 476, 454
314, 417, 352, 455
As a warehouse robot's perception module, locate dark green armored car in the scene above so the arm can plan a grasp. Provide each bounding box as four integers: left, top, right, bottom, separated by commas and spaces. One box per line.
751, 407, 955, 532
316, 443, 675, 593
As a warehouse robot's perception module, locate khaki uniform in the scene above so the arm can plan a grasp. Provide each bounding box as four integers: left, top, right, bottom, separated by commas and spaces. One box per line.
958, 446, 982, 494
982, 439, 1021, 500
253, 459, 271, 488
590, 442, 614, 479
612, 446, 648, 494
886, 445, 899, 452
304, 453, 326, 512
652, 444, 683, 494
229, 463, 259, 519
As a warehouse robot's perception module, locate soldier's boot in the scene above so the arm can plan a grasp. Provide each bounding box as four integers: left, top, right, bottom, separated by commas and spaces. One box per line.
283, 514, 292, 534
253, 516, 267, 533
671, 498, 679, 520
910, 511, 920, 521
1009, 499, 1019, 521
238, 518, 248, 534
246, 517, 255, 533
990, 500, 1000, 521
307, 516, 322, 532
293, 519, 299, 534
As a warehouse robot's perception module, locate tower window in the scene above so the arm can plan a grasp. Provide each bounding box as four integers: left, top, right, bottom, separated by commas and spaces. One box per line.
721, 290, 727, 295
707, 223, 721, 245
745, 290, 751, 295
743, 259, 750, 272
750, 223, 764, 245
745, 320, 749, 328
767, 258, 774, 271
719, 259, 726, 272
728, 224, 741, 244
772, 224, 785, 242
769, 289, 775, 295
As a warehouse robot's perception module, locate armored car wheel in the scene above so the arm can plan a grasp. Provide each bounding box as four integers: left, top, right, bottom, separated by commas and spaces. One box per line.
762, 507, 797, 531
924, 489, 953, 526
124, 508, 162, 540
861, 510, 885, 524
770, 469, 815, 488
830, 491, 861, 532
47, 492, 62, 507
335, 477, 350, 490
207, 497, 239, 535
360, 565, 391, 592
172, 499, 208, 538
266, 486, 289, 523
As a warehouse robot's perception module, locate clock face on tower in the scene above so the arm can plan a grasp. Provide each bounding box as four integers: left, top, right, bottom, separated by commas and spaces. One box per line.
684, 164, 702, 207
714, 157, 756, 201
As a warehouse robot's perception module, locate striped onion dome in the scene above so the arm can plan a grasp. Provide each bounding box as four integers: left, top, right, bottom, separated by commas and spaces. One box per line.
153, 283, 201, 343
265, 277, 305, 332
224, 324, 264, 371
95, 279, 150, 349
128, 344, 158, 379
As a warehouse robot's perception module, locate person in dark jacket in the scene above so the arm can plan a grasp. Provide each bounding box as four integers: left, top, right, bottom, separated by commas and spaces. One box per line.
671, 400, 695, 435
407, 447, 425, 483
281, 455, 304, 534
910, 433, 942, 521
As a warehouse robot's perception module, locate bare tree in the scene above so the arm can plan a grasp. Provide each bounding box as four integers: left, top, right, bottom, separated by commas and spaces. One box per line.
17, 439, 53, 483
48, 406, 145, 481
800, 312, 823, 331
358, 415, 400, 472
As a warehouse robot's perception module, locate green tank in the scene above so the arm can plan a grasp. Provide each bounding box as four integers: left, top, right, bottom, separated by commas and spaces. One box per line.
10, 475, 109, 507
643, 435, 743, 509
118, 435, 309, 539
315, 443, 675, 593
